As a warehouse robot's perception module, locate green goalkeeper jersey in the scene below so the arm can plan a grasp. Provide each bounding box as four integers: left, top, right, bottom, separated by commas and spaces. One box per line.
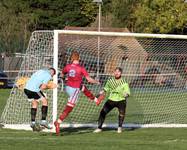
104, 77, 130, 102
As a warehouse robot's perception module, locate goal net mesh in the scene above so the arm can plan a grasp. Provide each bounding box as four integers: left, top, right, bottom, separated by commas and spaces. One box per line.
1, 30, 187, 128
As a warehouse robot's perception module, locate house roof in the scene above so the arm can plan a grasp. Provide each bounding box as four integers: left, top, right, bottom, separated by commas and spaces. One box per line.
59, 27, 148, 61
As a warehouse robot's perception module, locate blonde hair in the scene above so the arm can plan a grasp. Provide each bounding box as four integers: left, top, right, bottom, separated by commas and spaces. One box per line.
70, 51, 80, 62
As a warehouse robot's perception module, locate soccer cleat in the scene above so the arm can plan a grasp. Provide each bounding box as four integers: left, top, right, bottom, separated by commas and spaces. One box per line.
54, 121, 60, 136
93, 128, 102, 133
30, 122, 36, 131
117, 127, 122, 133
40, 120, 52, 129
30, 123, 41, 132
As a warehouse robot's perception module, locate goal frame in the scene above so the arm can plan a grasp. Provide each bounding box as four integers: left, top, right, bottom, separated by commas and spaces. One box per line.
2, 30, 187, 131
53, 30, 187, 129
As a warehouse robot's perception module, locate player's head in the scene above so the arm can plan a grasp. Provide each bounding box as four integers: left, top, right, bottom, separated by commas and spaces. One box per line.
114, 67, 122, 79
70, 51, 80, 62
49, 67, 56, 76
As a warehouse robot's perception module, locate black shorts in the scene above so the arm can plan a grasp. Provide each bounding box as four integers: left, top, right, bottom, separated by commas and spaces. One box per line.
24, 89, 45, 100
103, 100, 127, 114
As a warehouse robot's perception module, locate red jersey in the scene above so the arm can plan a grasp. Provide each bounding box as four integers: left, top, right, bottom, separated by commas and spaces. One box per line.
62, 63, 89, 88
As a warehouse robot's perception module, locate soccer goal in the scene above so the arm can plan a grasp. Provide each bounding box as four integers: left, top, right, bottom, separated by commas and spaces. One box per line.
1, 30, 187, 131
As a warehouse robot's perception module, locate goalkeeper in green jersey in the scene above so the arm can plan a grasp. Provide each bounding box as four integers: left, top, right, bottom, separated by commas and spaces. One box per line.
94, 67, 130, 133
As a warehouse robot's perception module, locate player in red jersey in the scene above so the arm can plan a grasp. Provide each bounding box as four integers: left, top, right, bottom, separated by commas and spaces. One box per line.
54, 51, 100, 135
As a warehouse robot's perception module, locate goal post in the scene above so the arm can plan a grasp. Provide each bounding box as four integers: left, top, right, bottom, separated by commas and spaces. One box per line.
52, 30, 59, 128
1, 29, 187, 131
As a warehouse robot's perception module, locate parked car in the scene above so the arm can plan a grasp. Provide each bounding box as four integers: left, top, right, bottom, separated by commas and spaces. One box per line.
0, 71, 8, 88
0, 71, 15, 88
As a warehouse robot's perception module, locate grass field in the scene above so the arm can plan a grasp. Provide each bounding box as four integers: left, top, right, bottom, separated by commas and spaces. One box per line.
0, 89, 187, 150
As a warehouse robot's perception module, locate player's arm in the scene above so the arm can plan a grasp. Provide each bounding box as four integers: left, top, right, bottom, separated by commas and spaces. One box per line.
85, 76, 100, 84
61, 66, 68, 81
40, 75, 57, 90
123, 82, 130, 98
61, 69, 66, 79
40, 81, 57, 90
120, 79, 130, 98
81, 67, 100, 84
40, 83, 48, 90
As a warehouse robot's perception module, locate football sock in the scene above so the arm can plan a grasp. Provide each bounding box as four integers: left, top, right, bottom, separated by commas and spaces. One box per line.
118, 114, 125, 127
58, 105, 73, 123
31, 108, 37, 122
41, 106, 48, 120
82, 85, 95, 100
98, 109, 107, 129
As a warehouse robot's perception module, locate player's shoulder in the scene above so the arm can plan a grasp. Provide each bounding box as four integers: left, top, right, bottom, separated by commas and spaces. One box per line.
80, 64, 86, 69
67, 63, 80, 67
39, 69, 51, 77
42, 69, 50, 74
73, 63, 85, 70
63, 64, 72, 69
107, 77, 115, 82
121, 77, 127, 83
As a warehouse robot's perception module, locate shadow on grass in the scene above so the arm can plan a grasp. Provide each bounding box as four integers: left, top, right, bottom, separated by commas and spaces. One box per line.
41, 126, 141, 137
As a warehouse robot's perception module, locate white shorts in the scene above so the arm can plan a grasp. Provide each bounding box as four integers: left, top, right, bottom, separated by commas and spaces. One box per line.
65, 86, 80, 107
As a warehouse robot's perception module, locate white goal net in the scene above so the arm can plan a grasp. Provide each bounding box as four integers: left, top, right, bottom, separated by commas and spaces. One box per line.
1, 30, 187, 130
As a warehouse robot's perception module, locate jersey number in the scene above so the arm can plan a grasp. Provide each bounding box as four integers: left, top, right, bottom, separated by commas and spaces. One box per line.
69, 69, 76, 77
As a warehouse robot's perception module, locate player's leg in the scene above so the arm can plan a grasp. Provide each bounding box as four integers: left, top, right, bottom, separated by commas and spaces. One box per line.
54, 86, 80, 135
31, 100, 38, 127
94, 100, 114, 133
81, 85, 105, 105
39, 91, 52, 129
81, 84, 95, 100
24, 89, 40, 131
58, 86, 80, 122
117, 100, 127, 133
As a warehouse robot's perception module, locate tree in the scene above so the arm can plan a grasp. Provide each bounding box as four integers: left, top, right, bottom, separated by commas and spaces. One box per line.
101, 0, 187, 34
0, 1, 36, 55
132, 0, 187, 33
29, 0, 97, 29
0, 0, 97, 54
110, 0, 139, 30
98, 0, 140, 30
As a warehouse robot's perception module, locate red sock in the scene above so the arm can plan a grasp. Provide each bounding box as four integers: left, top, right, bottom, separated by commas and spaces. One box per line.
59, 105, 73, 121
82, 85, 95, 100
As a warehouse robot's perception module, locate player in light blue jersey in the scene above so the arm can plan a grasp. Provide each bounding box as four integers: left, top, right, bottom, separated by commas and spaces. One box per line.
24, 68, 56, 131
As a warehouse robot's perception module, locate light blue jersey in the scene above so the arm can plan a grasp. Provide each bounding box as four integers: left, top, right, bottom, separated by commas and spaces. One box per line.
25, 69, 52, 92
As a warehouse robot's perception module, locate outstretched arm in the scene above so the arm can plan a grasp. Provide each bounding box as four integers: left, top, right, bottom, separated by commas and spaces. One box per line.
85, 76, 100, 84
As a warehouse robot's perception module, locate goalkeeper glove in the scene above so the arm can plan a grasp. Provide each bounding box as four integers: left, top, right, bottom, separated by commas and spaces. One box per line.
46, 81, 57, 89
16, 76, 29, 90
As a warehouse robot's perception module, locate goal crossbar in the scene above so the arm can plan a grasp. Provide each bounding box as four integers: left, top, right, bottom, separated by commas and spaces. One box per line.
54, 30, 187, 39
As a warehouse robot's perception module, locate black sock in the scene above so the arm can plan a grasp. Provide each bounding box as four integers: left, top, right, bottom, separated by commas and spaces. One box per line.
118, 114, 125, 127
31, 108, 37, 122
98, 110, 107, 129
41, 106, 48, 120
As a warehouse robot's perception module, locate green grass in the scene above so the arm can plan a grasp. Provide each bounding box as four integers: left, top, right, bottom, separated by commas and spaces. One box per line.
0, 128, 187, 150
0, 89, 11, 115
0, 89, 187, 150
